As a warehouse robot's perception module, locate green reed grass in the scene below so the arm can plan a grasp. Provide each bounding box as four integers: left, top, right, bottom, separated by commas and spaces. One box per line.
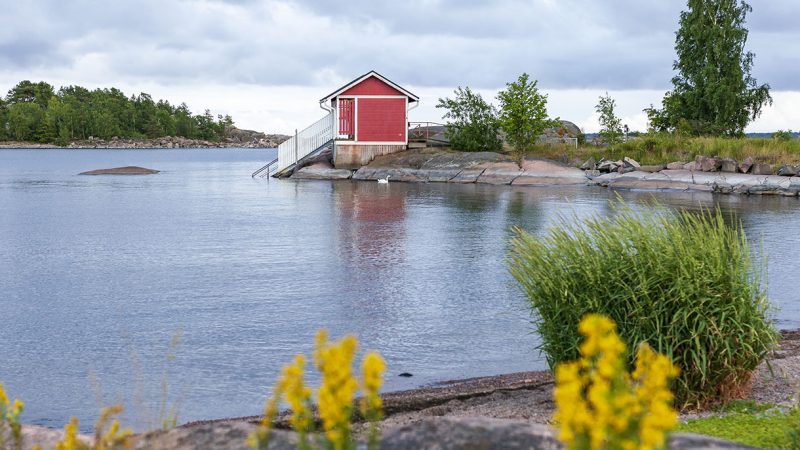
529, 134, 800, 166
508, 201, 778, 408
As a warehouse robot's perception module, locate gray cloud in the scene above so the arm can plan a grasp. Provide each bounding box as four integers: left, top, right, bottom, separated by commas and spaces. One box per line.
0, 0, 795, 90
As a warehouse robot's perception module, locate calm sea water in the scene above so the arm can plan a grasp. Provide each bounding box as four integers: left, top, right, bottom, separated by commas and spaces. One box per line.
1, 148, 798, 431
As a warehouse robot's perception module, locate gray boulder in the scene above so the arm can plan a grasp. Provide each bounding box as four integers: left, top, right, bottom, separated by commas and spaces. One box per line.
740, 157, 754, 174
667, 161, 687, 170
132, 421, 296, 450
720, 158, 738, 173
380, 417, 560, 450
777, 165, 798, 177
379, 417, 754, 450
623, 157, 641, 168
580, 157, 596, 170
597, 159, 619, 173
751, 163, 773, 175
695, 155, 721, 172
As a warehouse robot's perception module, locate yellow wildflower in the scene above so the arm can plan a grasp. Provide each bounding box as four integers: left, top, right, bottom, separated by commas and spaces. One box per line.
315, 331, 359, 450
55, 417, 84, 450
1, 383, 25, 450
553, 314, 679, 450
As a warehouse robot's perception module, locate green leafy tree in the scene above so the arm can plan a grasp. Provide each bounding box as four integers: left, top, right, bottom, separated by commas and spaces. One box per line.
646, 0, 771, 136
772, 130, 793, 141
174, 103, 194, 138
45, 97, 77, 145
0, 81, 233, 143
497, 73, 558, 160
59, 86, 92, 139
436, 87, 502, 152
7, 102, 44, 141
155, 101, 177, 136
193, 109, 219, 140
6, 80, 54, 108
0, 98, 8, 140
596, 92, 623, 145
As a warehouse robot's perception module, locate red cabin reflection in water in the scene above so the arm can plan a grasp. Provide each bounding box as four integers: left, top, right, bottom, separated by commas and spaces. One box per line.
333, 182, 407, 269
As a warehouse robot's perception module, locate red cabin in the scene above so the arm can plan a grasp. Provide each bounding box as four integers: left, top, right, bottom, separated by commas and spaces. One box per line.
320, 71, 419, 169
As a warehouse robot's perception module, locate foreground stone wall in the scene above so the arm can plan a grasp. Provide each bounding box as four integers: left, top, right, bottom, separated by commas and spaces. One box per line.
16, 417, 752, 449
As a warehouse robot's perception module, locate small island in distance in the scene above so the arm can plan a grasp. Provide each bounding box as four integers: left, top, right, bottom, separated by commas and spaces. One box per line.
0, 80, 290, 149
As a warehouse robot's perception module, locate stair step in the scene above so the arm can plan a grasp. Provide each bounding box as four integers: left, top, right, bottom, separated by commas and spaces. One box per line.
408, 142, 427, 149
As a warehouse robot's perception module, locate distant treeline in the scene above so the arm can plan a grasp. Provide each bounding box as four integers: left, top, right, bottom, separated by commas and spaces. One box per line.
0, 80, 234, 145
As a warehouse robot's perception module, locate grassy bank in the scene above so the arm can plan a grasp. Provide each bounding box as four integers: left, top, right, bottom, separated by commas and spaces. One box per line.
677, 401, 800, 449
528, 134, 800, 166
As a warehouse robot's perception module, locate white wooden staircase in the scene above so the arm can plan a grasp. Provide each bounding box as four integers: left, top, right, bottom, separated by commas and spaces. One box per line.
252, 112, 334, 178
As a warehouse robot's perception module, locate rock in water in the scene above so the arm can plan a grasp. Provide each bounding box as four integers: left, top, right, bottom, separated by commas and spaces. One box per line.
80, 166, 160, 175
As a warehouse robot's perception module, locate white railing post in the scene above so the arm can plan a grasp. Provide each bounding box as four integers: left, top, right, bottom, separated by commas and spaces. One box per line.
274, 112, 335, 176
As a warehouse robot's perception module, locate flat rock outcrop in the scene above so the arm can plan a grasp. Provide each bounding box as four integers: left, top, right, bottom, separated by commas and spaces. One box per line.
292, 162, 352, 180
311, 149, 588, 186
591, 169, 800, 196
79, 166, 159, 175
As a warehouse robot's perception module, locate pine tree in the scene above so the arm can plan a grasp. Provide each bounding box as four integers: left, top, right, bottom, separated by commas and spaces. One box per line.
646, 0, 771, 136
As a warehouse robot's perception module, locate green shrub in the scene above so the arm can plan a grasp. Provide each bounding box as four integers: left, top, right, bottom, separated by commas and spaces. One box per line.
508, 202, 777, 408
436, 87, 502, 152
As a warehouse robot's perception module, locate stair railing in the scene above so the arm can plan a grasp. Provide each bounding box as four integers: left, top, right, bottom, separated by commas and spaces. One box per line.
275, 112, 334, 175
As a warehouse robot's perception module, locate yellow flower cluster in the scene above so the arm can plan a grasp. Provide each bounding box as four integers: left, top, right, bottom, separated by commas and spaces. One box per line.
553, 314, 680, 450
54, 406, 133, 450
55, 418, 82, 450
1, 383, 25, 450
93, 405, 133, 450
249, 329, 386, 450
360, 352, 386, 420
283, 355, 313, 438
360, 352, 386, 450
314, 330, 359, 449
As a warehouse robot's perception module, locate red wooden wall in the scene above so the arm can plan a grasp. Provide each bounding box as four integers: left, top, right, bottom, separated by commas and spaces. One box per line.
341, 77, 405, 96
357, 98, 406, 142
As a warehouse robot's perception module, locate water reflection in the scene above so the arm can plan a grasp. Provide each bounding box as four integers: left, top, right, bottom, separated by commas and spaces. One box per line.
333, 181, 407, 271
2, 148, 800, 432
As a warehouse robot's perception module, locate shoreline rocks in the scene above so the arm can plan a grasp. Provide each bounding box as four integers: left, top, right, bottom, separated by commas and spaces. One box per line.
0, 129, 290, 150
290, 149, 800, 197
292, 149, 589, 187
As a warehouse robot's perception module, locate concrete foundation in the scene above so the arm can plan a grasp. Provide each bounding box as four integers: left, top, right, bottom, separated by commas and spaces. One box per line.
334, 143, 407, 169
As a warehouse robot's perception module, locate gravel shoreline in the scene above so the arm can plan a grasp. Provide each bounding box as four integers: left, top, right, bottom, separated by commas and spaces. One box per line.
180, 330, 800, 433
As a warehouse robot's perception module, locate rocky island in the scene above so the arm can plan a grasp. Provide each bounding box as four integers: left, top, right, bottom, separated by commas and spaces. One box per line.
79, 166, 160, 175
289, 147, 800, 197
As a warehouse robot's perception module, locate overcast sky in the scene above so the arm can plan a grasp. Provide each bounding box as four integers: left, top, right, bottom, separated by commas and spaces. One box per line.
1, 0, 798, 133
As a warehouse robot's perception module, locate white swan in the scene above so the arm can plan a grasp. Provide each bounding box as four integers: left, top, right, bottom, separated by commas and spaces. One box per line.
378, 175, 391, 184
